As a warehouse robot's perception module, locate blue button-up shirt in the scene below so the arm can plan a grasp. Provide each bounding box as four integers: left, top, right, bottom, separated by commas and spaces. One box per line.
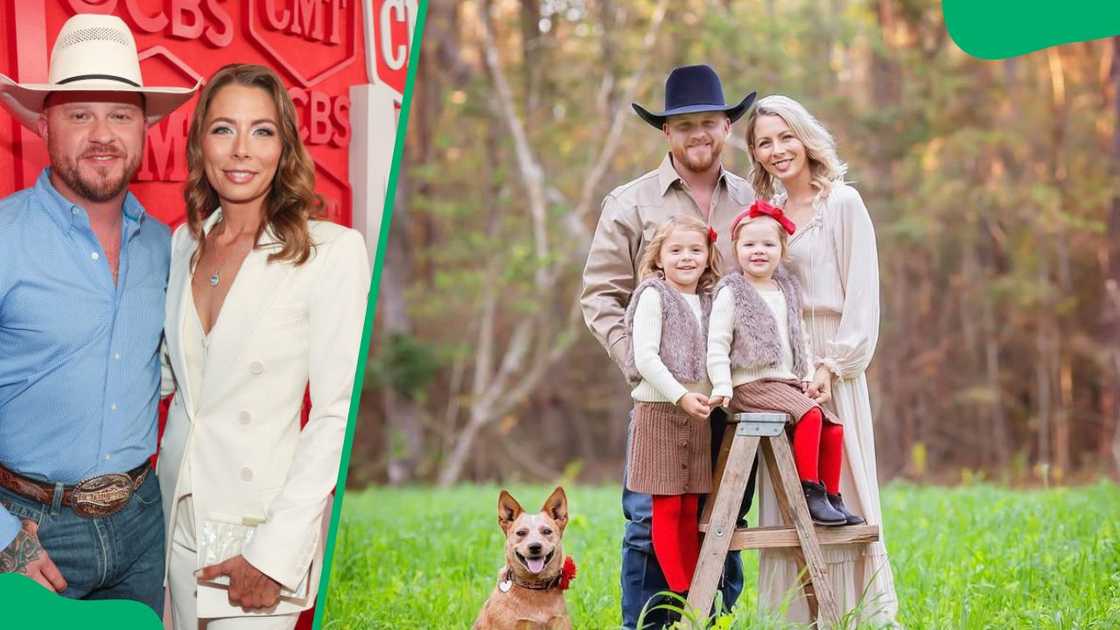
0, 169, 169, 547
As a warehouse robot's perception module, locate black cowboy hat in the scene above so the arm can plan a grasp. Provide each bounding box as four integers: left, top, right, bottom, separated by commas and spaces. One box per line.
632, 64, 756, 129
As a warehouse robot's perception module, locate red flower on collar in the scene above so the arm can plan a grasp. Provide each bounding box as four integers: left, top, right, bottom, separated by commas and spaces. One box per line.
707, 226, 718, 244
558, 556, 577, 591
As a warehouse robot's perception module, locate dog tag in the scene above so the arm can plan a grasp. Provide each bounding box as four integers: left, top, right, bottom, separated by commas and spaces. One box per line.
499, 579, 512, 593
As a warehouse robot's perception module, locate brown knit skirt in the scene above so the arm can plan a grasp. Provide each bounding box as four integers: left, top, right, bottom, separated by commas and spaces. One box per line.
729, 379, 841, 425
626, 402, 712, 495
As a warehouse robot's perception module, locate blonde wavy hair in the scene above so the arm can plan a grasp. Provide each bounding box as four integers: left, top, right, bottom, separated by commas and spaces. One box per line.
744, 95, 847, 203
185, 64, 322, 265
637, 215, 722, 292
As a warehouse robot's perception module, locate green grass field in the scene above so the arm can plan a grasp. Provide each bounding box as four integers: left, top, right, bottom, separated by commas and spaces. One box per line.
321, 482, 1120, 629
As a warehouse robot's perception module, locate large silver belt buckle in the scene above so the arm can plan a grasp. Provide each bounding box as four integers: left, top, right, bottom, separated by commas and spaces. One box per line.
72, 474, 133, 518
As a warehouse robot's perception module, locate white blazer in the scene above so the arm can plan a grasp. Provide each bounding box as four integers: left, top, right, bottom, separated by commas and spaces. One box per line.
157, 210, 370, 618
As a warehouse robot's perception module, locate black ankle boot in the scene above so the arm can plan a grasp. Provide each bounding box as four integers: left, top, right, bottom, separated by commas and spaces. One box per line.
827, 492, 866, 526
801, 481, 846, 526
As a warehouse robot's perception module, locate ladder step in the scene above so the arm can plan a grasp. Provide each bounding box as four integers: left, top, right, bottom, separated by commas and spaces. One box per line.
698, 524, 879, 549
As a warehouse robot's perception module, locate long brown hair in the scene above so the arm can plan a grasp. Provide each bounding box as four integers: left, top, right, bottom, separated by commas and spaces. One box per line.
184, 63, 321, 264
637, 215, 722, 292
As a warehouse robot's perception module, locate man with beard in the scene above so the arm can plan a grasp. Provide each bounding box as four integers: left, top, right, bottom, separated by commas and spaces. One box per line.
0, 14, 196, 611
580, 64, 758, 629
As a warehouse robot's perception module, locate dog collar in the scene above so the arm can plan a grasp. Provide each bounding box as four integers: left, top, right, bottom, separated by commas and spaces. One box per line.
500, 556, 577, 592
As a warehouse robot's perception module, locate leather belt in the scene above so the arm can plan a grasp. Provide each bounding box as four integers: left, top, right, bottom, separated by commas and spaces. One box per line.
0, 461, 149, 519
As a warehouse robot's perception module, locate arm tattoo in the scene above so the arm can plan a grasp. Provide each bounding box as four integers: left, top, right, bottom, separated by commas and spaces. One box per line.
0, 527, 44, 574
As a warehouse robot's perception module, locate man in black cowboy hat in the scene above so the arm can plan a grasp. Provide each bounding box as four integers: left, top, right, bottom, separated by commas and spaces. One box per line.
580, 64, 759, 628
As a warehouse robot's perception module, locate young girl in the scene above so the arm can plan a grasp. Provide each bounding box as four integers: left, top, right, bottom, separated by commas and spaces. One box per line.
707, 200, 863, 526
623, 214, 722, 594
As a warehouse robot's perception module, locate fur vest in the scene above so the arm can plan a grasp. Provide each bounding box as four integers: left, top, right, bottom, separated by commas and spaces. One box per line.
623, 277, 712, 385
715, 267, 808, 379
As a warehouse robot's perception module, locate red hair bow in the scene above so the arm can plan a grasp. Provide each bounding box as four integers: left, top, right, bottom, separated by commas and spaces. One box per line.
730, 200, 797, 237
707, 226, 718, 244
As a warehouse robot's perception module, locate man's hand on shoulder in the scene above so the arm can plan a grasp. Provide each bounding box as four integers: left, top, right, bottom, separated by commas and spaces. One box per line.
0, 519, 67, 592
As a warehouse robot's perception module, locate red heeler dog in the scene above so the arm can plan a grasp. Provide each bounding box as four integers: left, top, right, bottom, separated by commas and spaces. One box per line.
473, 487, 576, 629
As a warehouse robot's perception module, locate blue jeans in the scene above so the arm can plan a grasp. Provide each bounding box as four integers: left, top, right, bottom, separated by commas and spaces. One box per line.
621, 408, 757, 629
0, 469, 165, 614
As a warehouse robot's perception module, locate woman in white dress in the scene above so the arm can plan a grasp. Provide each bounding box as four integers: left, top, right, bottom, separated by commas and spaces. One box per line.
158, 64, 370, 629
743, 95, 899, 625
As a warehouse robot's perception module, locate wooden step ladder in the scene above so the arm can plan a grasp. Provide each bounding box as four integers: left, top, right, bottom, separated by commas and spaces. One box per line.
686, 412, 880, 627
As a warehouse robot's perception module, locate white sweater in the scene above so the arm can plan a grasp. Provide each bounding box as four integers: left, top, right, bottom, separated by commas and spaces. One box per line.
630, 290, 712, 403
707, 283, 813, 400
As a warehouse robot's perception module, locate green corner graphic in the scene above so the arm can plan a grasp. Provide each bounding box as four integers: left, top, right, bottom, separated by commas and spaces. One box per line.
0, 574, 161, 629
943, 0, 1120, 59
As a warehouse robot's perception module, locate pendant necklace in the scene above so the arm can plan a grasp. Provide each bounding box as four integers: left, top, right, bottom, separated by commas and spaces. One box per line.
208, 247, 223, 287
203, 216, 252, 289
207, 217, 224, 288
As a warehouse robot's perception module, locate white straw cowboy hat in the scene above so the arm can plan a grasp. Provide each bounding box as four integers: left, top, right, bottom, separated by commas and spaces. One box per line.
0, 13, 199, 131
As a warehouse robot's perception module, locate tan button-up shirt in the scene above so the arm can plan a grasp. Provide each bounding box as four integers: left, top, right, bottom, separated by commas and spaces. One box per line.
580, 153, 755, 373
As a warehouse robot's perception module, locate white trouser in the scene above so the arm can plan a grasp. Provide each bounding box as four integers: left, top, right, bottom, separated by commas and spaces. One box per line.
168, 496, 299, 630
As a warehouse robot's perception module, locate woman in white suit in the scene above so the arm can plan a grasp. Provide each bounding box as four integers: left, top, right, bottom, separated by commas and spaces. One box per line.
158, 64, 370, 629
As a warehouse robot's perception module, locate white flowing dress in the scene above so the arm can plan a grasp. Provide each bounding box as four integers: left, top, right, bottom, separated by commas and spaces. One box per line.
756, 183, 899, 625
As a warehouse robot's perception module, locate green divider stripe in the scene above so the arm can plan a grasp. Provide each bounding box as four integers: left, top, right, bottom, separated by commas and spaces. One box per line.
310, 2, 430, 629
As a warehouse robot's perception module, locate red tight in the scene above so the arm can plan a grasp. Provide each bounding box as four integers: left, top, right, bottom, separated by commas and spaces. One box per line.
790, 407, 843, 494
651, 493, 700, 592
820, 422, 843, 494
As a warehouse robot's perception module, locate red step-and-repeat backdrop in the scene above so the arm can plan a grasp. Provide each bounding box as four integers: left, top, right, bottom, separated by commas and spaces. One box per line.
9, 1, 360, 224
